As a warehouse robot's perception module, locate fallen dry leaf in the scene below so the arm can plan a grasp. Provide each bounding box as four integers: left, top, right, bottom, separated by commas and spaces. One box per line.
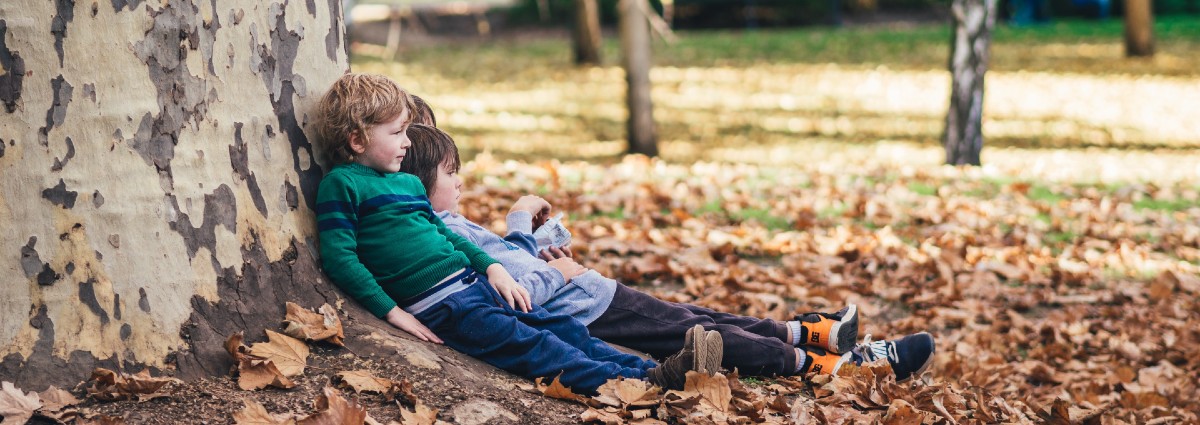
535, 376, 587, 404
37, 385, 80, 412
86, 369, 180, 402
226, 332, 296, 390
297, 387, 367, 425
397, 402, 438, 425
334, 370, 406, 397
282, 302, 345, 346
0, 381, 42, 424
683, 371, 732, 413
248, 330, 310, 377
233, 400, 298, 425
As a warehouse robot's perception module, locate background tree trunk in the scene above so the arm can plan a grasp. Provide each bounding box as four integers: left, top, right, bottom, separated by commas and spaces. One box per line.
1123, 0, 1155, 57
943, 0, 997, 166
619, 0, 658, 157
572, 0, 603, 65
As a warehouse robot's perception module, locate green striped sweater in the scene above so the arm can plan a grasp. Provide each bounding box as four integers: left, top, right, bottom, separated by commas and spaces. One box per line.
316, 163, 498, 317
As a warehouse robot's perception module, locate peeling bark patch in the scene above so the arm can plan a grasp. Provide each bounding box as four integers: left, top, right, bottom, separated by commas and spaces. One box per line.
82, 83, 96, 102
138, 287, 151, 313
79, 278, 110, 325
256, 8, 324, 210
20, 237, 42, 278
229, 122, 268, 217
66, 262, 76, 274
113, 293, 122, 320
325, 0, 342, 61
0, 20, 26, 113
93, 190, 105, 208
39, 75, 74, 146
108, 234, 120, 248
42, 179, 78, 209
51, 137, 76, 171
168, 185, 237, 259
130, 0, 213, 178
0, 138, 5, 158
52, 0, 76, 67
37, 264, 62, 286
284, 180, 299, 210
306, 0, 317, 15
120, 324, 132, 340
111, 0, 145, 12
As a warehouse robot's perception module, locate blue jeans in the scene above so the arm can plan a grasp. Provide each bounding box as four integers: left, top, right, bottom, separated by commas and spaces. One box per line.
413, 275, 655, 393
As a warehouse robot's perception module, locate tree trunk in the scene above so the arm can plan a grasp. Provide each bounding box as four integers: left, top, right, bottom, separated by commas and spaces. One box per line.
572, 0, 603, 65
1123, 0, 1155, 57
618, 0, 658, 157
943, 0, 996, 166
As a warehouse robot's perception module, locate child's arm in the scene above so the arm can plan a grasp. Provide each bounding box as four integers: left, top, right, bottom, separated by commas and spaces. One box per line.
316, 177, 400, 319
429, 213, 532, 312
383, 307, 443, 343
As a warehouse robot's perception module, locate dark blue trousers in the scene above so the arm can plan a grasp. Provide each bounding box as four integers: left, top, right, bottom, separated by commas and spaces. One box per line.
413, 276, 655, 393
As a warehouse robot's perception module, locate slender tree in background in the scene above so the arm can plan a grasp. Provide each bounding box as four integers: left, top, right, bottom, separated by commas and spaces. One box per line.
1123, 0, 1155, 57
619, 0, 659, 156
943, 0, 997, 166
572, 0, 603, 65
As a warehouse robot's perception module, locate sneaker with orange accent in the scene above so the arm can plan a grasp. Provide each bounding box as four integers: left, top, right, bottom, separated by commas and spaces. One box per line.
801, 332, 936, 383
801, 346, 849, 376
795, 304, 858, 354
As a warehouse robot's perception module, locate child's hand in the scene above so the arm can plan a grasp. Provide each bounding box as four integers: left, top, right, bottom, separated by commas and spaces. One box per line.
510, 195, 551, 229
547, 257, 587, 282
539, 246, 574, 260
383, 307, 443, 344
487, 264, 532, 312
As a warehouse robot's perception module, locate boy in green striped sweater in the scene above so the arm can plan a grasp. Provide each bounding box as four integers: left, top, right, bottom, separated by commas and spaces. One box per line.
311, 73, 722, 393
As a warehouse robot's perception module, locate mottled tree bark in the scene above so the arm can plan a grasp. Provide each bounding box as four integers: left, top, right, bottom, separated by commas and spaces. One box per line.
572, 0, 603, 65
619, 0, 658, 157
943, 0, 996, 166
1123, 0, 1155, 57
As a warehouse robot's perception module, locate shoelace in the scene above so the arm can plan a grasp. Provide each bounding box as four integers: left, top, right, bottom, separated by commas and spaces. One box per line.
851, 334, 899, 364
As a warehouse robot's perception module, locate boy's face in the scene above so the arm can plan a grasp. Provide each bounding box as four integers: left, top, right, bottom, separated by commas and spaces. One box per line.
428, 161, 462, 214
349, 109, 411, 173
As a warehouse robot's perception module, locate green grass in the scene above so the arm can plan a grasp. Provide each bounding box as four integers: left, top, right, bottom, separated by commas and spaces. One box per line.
1134, 198, 1199, 212
908, 182, 938, 196
1028, 185, 1065, 203
733, 208, 791, 231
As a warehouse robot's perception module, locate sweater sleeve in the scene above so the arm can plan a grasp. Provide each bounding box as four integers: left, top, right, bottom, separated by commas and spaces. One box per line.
503, 210, 540, 257
429, 213, 498, 274
316, 175, 397, 318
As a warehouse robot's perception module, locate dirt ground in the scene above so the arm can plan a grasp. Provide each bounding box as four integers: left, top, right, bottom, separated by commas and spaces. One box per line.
32, 344, 585, 424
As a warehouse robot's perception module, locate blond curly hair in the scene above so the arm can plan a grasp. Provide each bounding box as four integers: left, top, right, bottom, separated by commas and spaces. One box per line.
314, 73, 416, 166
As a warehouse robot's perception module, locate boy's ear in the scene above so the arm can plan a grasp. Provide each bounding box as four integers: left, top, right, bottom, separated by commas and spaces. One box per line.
348, 131, 368, 155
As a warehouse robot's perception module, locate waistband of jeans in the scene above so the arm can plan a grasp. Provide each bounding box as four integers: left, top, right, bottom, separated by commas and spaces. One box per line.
400, 268, 478, 315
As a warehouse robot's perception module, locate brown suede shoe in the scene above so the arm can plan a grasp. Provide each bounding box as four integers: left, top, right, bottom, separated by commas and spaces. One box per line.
647, 325, 724, 389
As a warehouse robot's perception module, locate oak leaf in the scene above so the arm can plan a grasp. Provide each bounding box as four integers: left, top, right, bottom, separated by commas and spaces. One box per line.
0, 381, 42, 424
282, 302, 345, 346
593, 378, 659, 408
233, 400, 297, 425
297, 387, 368, 425
248, 330, 310, 377
226, 332, 296, 390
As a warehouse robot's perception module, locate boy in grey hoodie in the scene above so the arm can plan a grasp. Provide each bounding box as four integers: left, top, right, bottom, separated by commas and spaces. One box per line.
399, 119, 936, 382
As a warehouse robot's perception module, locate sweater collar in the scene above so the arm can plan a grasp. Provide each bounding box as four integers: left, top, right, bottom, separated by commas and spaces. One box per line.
336, 162, 395, 177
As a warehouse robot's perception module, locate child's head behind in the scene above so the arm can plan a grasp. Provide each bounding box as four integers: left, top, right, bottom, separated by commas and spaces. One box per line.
411, 95, 437, 127
314, 73, 416, 166
399, 124, 462, 212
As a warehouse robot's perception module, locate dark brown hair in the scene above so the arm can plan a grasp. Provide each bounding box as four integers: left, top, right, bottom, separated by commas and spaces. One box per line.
314, 73, 415, 166
400, 124, 461, 196
411, 95, 437, 127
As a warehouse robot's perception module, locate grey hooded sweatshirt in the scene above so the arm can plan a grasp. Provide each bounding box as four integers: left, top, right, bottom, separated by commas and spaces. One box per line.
436, 210, 616, 325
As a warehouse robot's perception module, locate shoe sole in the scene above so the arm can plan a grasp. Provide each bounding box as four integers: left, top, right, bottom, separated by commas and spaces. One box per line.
687, 325, 707, 374
896, 332, 935, 383
698, 330, 723, 374
828, 304, 858, 354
